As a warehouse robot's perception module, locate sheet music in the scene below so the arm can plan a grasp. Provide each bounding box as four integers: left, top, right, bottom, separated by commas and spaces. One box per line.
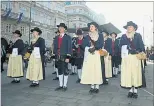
34, 47, 41, 58
12, 48, 18, 57
121, 45, 128, 58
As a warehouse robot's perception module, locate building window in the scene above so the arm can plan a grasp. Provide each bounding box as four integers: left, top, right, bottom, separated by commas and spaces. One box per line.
73, 23, 76, 28
20, 26, 25, 35
5, 24, 11, 33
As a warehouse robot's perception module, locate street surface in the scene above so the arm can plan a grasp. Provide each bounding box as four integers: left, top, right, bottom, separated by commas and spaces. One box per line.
1, 62, 154, 106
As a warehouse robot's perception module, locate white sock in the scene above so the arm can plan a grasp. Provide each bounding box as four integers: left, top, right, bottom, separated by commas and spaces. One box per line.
56, 68, 58, 77
63, 75, 68, 87
118, 65, 121, 72
91, 84, 94, 89
16, 78, 20, 81
77, 69, 82, 79
113, 67, 116, 75
134, 87, 137, 93
14, 78, 17, 80
59, 75, 63, 87
72, 66, 75, 73
106, 79, 109, 81
95, 85, 99, 89
129, 87, 133, 92
74, 66, 77, 73
115, 68, 118, 75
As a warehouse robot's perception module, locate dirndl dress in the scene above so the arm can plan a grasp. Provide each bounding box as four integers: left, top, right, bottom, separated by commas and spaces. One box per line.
26, 52, 43, 81
121, 54, 142, 88
7, 54, 23, 77
104, 54, 112, 78
80, 47, 103, 85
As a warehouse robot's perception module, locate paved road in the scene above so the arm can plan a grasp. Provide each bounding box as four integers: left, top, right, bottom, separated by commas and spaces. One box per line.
1, 62, 154, 106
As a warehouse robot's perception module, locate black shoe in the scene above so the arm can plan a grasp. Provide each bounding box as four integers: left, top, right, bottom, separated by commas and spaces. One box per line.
55, 86, 63, 91
52, 72, 56, 74
113, 75, 117, 78
29, 83, 39, 87
63, 87, 67, 92
76, 79, 81, 83
70, 73, 75, 75
89, 88, 94, 94
127, 92, 133, 98
11, 80, 16, 83
94, 89, 99, 93
132, 93, 138, 98
15, 80, 20, 83
103, 81, 108, 85
118, 71, 121, 74
1, 69, 4, 72
53, 77, 59, 80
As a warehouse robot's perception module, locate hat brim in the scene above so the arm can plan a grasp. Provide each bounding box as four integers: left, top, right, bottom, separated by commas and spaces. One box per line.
57, 25, 67, 30
12, 32, 22, 37
31, 29, 42, 34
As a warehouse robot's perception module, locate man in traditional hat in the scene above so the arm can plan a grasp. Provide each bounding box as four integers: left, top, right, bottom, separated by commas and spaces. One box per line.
7, 30, 24, 83
73, 29, 85, 83
110, 32, 120, 77
53, 23, 72, 91
120, 21, 145, 98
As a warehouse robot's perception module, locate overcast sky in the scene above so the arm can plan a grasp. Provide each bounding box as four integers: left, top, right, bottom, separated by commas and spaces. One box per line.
86, 2, 153, 35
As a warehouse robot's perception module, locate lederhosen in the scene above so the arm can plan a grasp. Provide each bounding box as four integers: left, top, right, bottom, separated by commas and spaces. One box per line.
70, 37, 77, 66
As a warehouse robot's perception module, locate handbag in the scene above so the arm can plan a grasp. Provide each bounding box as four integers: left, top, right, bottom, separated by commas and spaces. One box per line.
136, 52, 147, 60
99, 49, 108, 56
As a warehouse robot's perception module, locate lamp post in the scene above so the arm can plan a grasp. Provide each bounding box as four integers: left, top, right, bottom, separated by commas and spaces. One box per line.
29, 2, 32, 44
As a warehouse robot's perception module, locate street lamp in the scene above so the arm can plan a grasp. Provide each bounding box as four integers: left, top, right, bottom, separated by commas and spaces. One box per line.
29, 2, 32, 44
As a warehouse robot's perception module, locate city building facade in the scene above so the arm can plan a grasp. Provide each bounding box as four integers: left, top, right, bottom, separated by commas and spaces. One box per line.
1, 1, 106, 47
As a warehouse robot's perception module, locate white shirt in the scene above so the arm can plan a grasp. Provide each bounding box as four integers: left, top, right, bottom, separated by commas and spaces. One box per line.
60, 33, 65, 38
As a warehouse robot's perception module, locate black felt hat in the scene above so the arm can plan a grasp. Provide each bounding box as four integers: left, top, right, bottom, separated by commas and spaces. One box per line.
110, 32, 117, 37
123, 21, 138, 31
31, 27, 42, 34
101, 31, 109, 36
12, 30, 22, 37
87, 22, 99, 29
76, 29, 83, 35
57, 23, 67, 30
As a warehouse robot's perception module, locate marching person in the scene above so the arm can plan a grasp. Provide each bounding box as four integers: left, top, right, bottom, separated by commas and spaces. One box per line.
26, 27, 45, 87
110, 32, 120, 77
52, 31, 60, 80
103, 31, 112, 82
7, 30, 24, 83
53, 23, 72, 91
81, 22, 103, 94
120, 21, 145, 98
73, 29, 85, 83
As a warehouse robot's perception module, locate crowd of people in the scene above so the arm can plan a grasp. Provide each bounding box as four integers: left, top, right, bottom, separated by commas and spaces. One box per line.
1, 21, 148, 99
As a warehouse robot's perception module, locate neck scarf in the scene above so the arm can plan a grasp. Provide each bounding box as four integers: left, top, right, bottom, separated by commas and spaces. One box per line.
89, 31, 99, 41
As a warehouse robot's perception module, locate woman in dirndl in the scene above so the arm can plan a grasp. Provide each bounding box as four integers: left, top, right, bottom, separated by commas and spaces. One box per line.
7, 30, 24, 83
120, 21, 145, 98
26, 27, 45, 87
80, 22, 103, 94
102, 31, 113, 81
